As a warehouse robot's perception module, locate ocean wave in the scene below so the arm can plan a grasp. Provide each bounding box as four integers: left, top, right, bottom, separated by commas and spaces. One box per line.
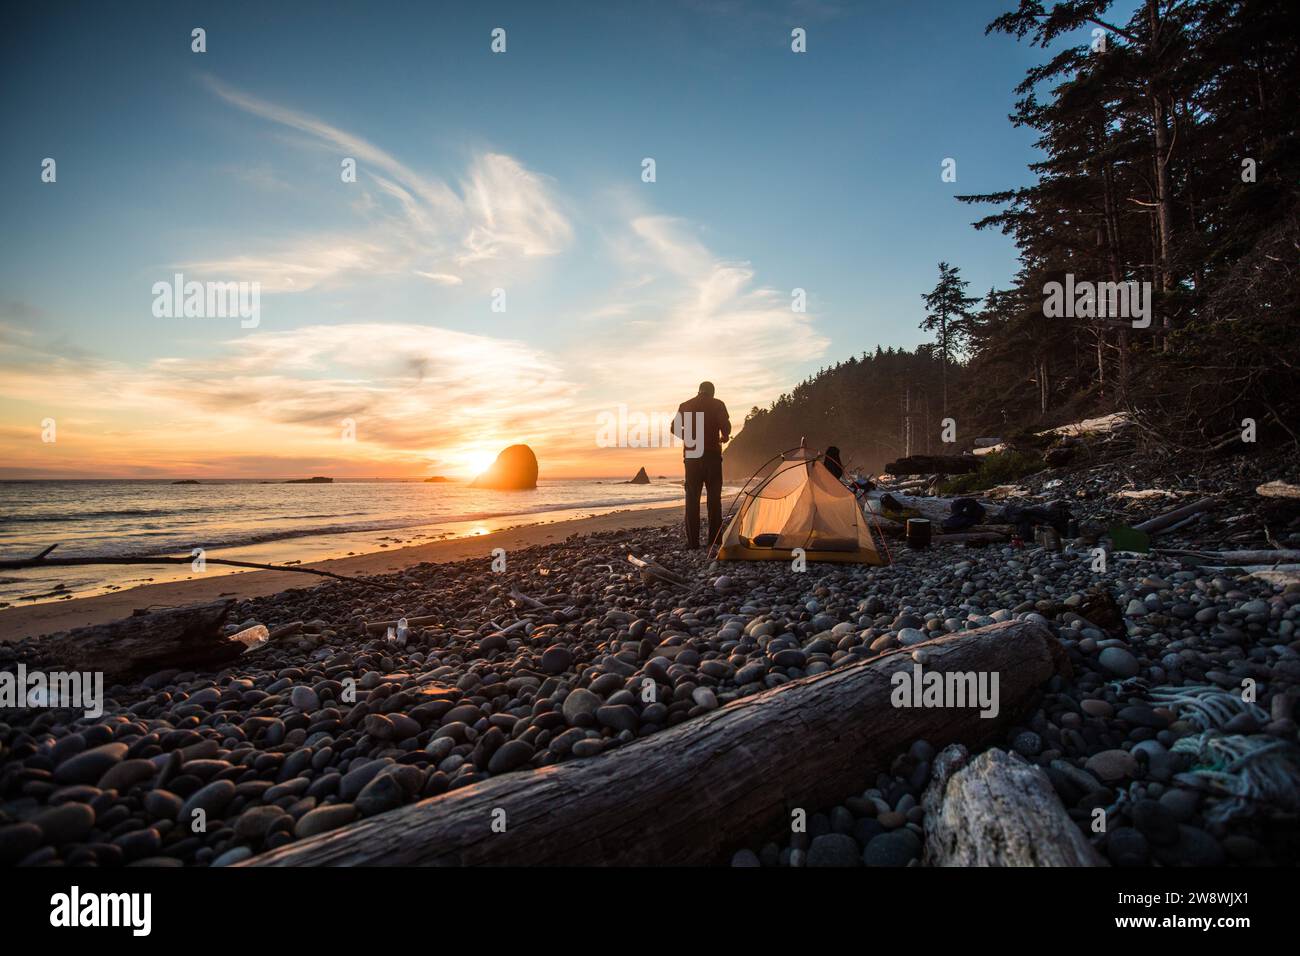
8, 493, 682, 559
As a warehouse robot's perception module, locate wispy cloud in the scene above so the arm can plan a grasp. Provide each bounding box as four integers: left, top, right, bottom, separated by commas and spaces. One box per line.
578, 214, 829, 416
193, 77, 572, 290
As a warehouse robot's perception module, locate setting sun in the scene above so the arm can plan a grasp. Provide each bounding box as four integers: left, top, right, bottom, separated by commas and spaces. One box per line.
458, 449, 499, 479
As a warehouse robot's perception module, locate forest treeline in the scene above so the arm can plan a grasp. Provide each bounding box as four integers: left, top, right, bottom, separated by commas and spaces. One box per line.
725, 0, 1298, 480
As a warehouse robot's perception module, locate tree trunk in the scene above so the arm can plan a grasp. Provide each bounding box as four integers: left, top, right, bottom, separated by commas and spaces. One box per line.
243, 620, 1069, 867
1147, 0, 1176, 346
37, 600, 240, 686
923, 744, 1106, 866
940, 313, 949, 419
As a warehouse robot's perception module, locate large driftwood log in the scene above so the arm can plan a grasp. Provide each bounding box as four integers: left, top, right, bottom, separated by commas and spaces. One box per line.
923, 744, 1106, 866
243, 619, 1068, 867
885, 454, 981, 476
38, 599, 240, 685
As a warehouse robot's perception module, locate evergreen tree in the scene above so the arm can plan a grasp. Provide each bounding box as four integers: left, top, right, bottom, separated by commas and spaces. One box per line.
919, 262, 979, 416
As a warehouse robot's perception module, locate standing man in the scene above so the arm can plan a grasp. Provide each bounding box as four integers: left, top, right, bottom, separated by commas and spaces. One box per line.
674, 381, 730, 549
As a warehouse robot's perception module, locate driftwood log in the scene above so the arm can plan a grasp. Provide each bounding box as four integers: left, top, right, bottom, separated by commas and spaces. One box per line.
885, 455, 981, 476
1258, 481, 1300, 500
1132, 497, 1217, 535
868, 491, 992, 525
923, 744, 1106, 866
243, 618, 1068, 866
1156, 548, 1300, 566
38, 599, 241, 685
627, 554, 689, 587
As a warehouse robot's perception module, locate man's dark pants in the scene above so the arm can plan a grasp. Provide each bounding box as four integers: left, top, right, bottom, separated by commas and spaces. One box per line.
684, 451, 723, 548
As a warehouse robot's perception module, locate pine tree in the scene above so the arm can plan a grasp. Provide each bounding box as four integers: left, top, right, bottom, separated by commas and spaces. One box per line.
919, 262, 979, 416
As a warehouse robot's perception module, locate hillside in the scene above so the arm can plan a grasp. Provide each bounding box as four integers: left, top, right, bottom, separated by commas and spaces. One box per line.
724, 347, 950, 480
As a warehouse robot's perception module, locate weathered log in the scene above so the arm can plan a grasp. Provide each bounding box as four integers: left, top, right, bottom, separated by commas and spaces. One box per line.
1257, 481, 1300, 500
627, 553, 689, 587
885, 454, 981, 476
1132, 497, 1217, 535
362, 613, 440, 636
867, 490, 996, 525
243, 619, 1068, 867
38, 600, 240, 685
1156, 548, 1300, 566
883, 478, 930, 492
922, 744, 1106, 866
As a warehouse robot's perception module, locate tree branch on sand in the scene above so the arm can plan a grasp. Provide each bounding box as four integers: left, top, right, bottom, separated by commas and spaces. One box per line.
0, 544, 400, 591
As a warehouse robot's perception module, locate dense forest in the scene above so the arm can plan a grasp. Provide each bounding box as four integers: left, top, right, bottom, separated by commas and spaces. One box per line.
726, 0, 1298, 480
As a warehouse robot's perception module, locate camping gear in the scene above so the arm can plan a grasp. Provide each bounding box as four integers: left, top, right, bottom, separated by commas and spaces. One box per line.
941, 497, 986, 532
1001, 501, 1072, 540
906, 518, 932, 549
715, 445, 887, 565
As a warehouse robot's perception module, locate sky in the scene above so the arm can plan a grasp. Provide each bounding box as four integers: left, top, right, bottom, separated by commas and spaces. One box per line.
0, 0, 1091, 479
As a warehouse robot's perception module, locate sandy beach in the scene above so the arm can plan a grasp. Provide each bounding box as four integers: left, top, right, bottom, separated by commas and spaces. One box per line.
0, 505, 681, 641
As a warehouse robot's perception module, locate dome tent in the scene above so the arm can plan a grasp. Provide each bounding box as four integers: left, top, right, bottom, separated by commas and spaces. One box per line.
715, 444, 887, 565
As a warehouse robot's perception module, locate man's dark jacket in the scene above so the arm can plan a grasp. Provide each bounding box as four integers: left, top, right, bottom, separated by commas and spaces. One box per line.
675, 394, 731, 457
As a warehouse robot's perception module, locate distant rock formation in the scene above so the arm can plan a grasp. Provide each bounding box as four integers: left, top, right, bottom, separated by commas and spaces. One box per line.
470, 445, 538, 490
423, 476, 451, 483
284, 476, 333, 484
627, 467, 650, 484
171, 480, 200, 485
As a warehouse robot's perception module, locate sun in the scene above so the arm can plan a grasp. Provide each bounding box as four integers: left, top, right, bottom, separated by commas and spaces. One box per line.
462, 449, 498, 478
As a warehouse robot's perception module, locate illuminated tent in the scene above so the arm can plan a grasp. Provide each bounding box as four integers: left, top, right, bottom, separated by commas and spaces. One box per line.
715, 445, 887, 565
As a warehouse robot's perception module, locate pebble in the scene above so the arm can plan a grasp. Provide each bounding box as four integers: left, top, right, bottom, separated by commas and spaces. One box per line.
180, 780, 237, 823
1, 479, 1291, 869
562, 688, 601, 724
863, 831, 917, 867
295, 803, 357, 838
53, 742, 128, 785
807, 833, 861, 867
1098, 647, 1140, 678
487, 740, 534, 774
32, 802, 96, 844
1084, 749, 1138, 783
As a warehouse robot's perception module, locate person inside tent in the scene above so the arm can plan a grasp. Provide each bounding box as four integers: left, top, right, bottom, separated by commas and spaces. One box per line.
823, 445, 845, 480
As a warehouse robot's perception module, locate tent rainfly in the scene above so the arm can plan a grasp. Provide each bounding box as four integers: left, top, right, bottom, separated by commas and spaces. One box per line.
716, 446, 887, 565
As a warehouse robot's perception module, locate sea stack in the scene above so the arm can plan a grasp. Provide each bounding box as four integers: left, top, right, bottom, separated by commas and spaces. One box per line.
628, 467, 650, 484
470, 444, 539, 490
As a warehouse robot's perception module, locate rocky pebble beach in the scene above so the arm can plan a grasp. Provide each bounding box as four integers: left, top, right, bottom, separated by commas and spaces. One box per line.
2, 448, 1298, 867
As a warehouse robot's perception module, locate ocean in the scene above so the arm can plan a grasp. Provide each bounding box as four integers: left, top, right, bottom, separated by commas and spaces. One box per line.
0, 478, 687, 606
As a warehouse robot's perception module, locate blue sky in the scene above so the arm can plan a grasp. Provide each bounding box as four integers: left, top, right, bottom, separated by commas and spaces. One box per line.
0, 0, 1104, 477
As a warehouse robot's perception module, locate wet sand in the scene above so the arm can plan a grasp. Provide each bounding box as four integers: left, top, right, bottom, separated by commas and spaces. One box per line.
0, 505, 681, 641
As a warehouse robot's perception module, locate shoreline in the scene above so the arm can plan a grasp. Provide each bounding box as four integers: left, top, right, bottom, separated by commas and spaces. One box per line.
0, 504, 682, 641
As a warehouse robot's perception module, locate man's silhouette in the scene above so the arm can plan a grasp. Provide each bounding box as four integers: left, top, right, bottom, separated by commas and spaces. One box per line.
674, 381, 730, 549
